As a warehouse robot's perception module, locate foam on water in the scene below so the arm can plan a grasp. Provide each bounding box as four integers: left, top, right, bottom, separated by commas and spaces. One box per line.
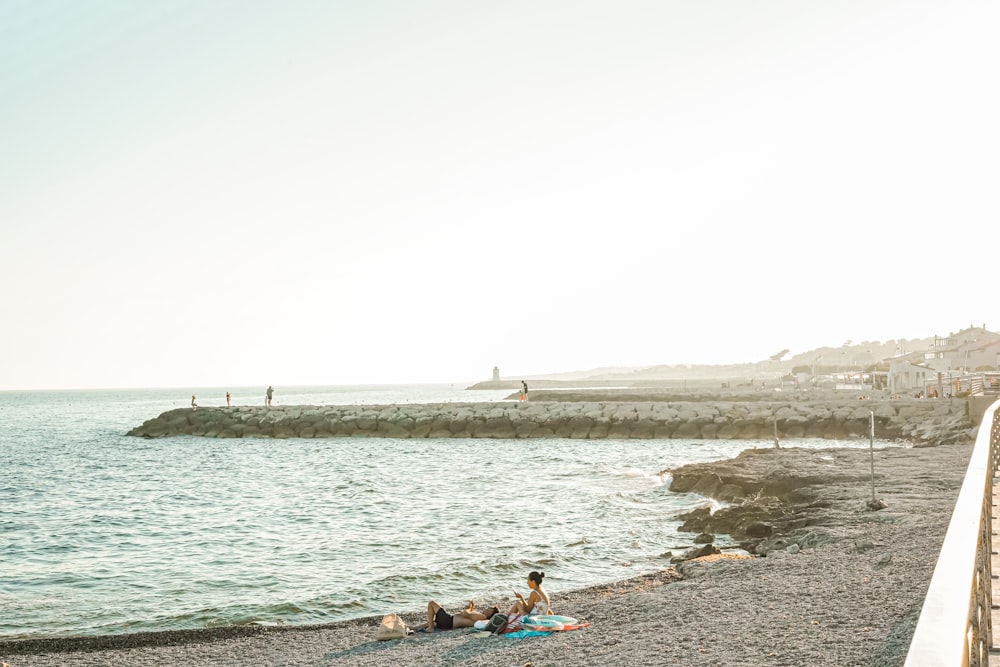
0, 386, 904, 639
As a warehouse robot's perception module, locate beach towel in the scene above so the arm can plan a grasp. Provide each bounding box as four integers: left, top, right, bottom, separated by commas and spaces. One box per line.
522, 614, 590, 632
499, 614, 589, 638
506, 612, 524, 630
503, 630, 553, 639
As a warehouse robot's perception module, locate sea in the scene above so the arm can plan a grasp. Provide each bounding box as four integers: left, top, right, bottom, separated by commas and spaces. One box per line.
0, 384, 903, 640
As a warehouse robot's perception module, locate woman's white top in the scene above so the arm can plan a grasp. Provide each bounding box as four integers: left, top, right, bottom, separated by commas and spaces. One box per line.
528, 591, 549, 615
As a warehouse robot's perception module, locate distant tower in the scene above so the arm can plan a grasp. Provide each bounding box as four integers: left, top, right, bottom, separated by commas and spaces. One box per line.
492, 366, 500, 382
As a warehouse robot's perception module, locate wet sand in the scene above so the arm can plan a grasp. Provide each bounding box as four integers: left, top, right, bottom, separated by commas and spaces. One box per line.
2, 443, 971, 667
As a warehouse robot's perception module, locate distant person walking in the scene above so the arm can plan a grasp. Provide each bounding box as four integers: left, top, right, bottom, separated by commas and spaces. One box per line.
191, 395, 198, 409
520, 380, 528, 402
266, 386, 274, 407
226, 391, 231, 406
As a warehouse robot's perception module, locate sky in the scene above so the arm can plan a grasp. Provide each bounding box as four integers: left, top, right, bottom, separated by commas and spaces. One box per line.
1, 1, 998, 390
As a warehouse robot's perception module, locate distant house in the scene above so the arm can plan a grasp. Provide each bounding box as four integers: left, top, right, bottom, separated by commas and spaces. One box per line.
919, 326, 1000, 373
886, 326, 1000, 395
888, 360, 935, 394
831, 370, 874, 391
956, 338, 1000, 371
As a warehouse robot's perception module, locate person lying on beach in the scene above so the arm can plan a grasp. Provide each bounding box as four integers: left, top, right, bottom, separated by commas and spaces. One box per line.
413, 600, 502, 632
508, 571, 551, 617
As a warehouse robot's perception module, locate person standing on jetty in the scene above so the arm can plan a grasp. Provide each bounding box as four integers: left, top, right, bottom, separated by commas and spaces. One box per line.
266, 386, 274, 407
520, 380, 528, 402
226, 391, 231, 406
191, 395, 197, 409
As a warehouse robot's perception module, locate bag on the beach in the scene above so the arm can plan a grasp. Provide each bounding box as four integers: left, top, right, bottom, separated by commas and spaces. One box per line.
486, 613, 509, 635
375, 613, 408, 640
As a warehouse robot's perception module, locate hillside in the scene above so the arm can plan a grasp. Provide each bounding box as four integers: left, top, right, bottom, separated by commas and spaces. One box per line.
513, 335, 939, 385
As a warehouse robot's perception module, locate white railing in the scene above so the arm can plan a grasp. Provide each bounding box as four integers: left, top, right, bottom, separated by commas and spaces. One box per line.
905, 399, 1000, 667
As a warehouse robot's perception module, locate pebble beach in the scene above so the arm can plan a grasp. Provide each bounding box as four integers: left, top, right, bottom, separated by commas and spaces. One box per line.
2, 442, 972, 667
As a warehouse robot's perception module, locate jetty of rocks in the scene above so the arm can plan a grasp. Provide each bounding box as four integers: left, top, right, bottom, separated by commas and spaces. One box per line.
127, 397, 973, 444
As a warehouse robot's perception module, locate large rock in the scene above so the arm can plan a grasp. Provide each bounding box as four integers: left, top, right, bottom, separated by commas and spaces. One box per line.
672, 543, 721, 562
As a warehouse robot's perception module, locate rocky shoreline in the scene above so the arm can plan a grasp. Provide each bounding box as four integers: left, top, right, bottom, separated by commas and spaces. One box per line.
668, 447, 912, 557
2, 443, 972, 666
127, 397, 973, 444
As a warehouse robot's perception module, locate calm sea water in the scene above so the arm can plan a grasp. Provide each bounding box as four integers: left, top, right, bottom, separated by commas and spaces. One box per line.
0, 385, 901, 640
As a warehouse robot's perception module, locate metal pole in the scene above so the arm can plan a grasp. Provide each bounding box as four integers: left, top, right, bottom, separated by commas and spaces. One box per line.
869, 410, 876, 502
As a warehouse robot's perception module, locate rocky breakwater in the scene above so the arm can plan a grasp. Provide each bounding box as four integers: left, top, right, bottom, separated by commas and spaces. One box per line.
127, 398, 973, 444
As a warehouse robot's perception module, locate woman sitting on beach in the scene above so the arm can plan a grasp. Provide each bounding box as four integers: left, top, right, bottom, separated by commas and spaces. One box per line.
415, 600, 501, 632
508, 571, 551, 618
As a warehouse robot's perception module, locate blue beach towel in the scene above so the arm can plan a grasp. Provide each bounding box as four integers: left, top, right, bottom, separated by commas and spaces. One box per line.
503, 630, 553, 639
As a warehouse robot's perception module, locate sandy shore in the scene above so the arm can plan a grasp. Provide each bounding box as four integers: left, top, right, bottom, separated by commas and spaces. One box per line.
2, 443, 971, 667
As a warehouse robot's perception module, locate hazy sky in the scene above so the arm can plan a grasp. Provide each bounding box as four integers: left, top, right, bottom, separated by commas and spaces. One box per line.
2, 1, 997, 390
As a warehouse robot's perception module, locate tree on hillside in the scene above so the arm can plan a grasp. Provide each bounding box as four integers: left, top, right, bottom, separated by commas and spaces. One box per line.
770, 349, 790, 362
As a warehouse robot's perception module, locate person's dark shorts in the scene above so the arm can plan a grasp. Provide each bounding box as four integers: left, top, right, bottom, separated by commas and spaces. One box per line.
434, 607, 454, 630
